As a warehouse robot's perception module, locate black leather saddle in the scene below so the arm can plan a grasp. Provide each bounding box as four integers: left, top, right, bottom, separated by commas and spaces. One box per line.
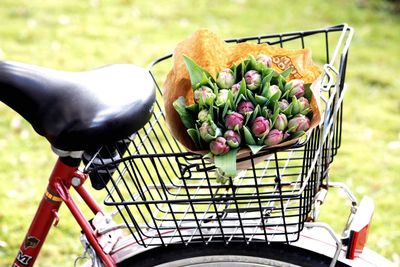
0, 61, 156, 152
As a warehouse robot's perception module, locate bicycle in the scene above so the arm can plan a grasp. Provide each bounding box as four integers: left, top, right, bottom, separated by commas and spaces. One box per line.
0, 24, 394, 267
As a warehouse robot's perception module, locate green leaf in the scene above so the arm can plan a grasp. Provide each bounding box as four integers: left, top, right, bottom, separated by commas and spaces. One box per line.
186, 103, 199, 113
270, 106, 280, 126
248, 144, 265, 154
269, 90, 282, 103
234, 91, 246, 109
280, 67, 292, 78
248, 54, 258, 70
284, 81, 292, 93
255, 94, 268, 106
211, 119, 223, 136
213, 106, 223, 128
239, 78, 247, 94
244, 111, 252, 126
210, 105, 217, 121
214, 149, 239, 177
261, 81, 270, 97
216, 172, 230, 185
208, 77, 219, 95
283, 102, 294, 118
183, 55, 213, 90
173, 97, 195, 129
287, 125, 297, 133
278, 75, 285, 91
198, 94, 206, 109
206, 93, 216, 107
282, 87, 291, 99
272, 70, 281, 78
257, 135, 266, 146
262, 68, 274, 82
246, 89, 256, 105
231, 63, 238, 80
291, 96, 301, 115
242, 58, 252, 73
203, 152, 214, 159
222, 99, 231, 118
303, 83, 313, 101
243, 126, 256, 145
291, 130, 306, 139
233, 79, 247, 106
250, 105, 261, 122
262, 106, 271, 118
187, 128, 201, 148
233, 62, 242, 81
228, 90, 234, 108
240, 60, 246, 80
254, 61, 267, 73
272, 101, 279, 112
301, 107, 312, 115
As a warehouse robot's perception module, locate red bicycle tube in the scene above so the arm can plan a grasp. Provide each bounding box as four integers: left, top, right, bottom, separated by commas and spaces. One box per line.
54, 181, 116, 266
12, 158, 116, 267
74, 180, 103, 215
12, 159, 76, 267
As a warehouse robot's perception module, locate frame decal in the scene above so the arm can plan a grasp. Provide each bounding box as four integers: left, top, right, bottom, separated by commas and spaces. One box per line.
16, 250, 32, 266
23, 236, 40, 249
45, 190, 63, 203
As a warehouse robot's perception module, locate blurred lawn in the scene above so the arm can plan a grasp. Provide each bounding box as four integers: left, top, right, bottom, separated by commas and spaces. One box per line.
0, 0, 399, 266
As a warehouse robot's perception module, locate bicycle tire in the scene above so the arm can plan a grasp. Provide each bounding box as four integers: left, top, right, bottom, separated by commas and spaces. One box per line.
117, 242, 349, 267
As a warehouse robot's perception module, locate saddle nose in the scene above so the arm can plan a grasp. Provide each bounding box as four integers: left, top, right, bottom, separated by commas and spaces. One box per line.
0, 61, 156, 151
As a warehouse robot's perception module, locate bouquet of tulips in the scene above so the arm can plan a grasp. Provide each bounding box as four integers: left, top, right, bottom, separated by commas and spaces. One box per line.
173, 53, 316, 181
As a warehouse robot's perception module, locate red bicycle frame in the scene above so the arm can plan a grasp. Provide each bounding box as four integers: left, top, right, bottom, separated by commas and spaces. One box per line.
12, 157, 116, 267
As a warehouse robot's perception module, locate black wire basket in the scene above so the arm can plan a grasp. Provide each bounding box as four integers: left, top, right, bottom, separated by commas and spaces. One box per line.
84, 24, 353, 247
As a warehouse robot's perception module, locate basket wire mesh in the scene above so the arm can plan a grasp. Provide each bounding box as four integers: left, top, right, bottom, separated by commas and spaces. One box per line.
84, 24, 353, 247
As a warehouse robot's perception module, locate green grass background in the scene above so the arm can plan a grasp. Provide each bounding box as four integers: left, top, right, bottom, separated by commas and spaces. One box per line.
0, 0, 399, 266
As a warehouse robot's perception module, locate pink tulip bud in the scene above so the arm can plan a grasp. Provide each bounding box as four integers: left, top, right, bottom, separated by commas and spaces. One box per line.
216, 89, 229, 106
199, 121, 222, 142
216, 68, 235, 89
274, 113, 288, 131
298, 97, 310, 111
256, 54, 273, 68
264, 129, 284, 146
198, 109, 209, 122
287, 79, 305, 98
224, 130, 241, 148
278, 99, 290, 111
225, 112, 244, 130
283, 131, 290, 140
236, 100, 255, 115
251, 116, 270, 138
245, 70, 261, 90
231, 82, 241, 95
288, 114, 311, 133
267, 84, 281, 99
194, 86, 216, 105
210, 137, 230, 155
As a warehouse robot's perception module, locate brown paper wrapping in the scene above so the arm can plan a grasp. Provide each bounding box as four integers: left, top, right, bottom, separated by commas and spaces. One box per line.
163, 29, 321, 171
